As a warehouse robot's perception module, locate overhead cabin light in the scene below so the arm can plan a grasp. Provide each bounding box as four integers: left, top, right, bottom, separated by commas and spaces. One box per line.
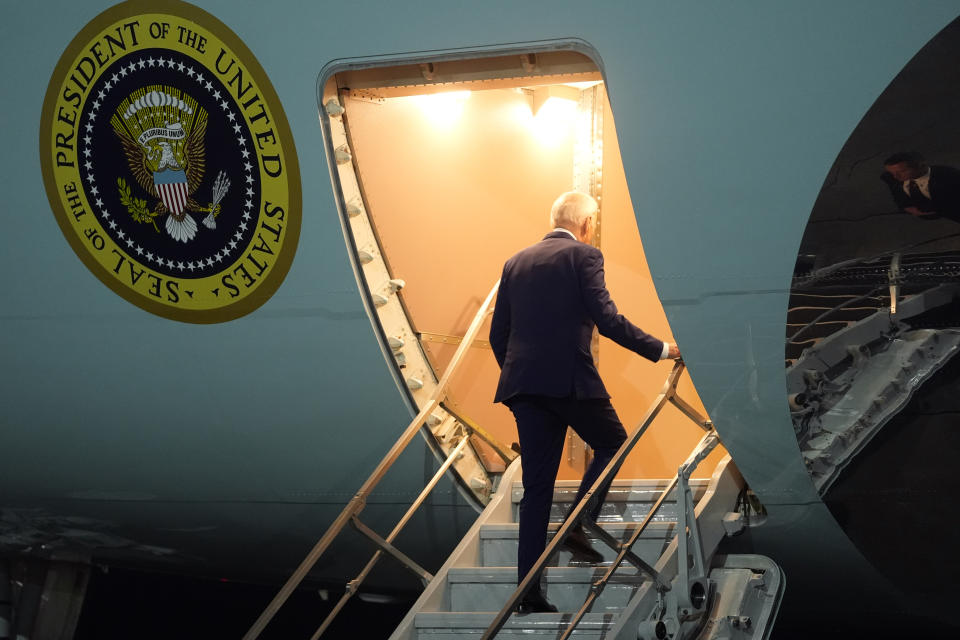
372, 294, 388, 307
564, 80, 602, 90
426, 413, 443, 427
395, 352, 407, 367
324, 99, 345, 117
517, 85, 579, 146
357, 250, 374, 264
346, 202, 363, 218
407, 91, 471, 128
335, 144, 352, 164
388, 336, 405, 351
531, 85, 579, 116
387, 278, 405, 292
406, 377, 424, 391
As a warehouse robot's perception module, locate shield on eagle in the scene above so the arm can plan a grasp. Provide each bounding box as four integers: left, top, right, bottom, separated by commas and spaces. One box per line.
154, 168, 189, 215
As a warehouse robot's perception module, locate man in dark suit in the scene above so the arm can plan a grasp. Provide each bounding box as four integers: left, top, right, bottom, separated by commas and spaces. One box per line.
489, 191, 679, 613
882, 151, 960, 221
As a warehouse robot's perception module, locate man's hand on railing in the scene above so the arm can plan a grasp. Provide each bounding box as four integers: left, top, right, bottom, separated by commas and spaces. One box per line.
667, 343, 681, 359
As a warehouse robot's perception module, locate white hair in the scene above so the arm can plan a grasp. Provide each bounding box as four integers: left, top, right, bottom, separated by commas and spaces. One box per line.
549, 191, 597, 229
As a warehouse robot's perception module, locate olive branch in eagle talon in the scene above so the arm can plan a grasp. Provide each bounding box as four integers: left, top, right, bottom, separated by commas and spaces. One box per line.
117, 177, 161, 233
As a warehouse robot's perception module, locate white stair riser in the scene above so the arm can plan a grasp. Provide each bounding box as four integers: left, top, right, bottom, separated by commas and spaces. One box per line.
480, 536, 671, 567
449, 580, 639, 612
416, 628, 606, 639
414, 612, 614, 639
523, 502, 684, 523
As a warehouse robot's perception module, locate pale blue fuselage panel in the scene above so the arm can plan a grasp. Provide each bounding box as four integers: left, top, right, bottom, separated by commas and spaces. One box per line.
1, 0, 958, 621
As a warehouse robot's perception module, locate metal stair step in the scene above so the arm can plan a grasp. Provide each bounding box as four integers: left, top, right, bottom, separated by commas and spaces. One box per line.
414, 612, 615, 638
447, 566, 644, 613
479, 521, 675, 567
511, 479, 707, 503
512, 479, 705, 523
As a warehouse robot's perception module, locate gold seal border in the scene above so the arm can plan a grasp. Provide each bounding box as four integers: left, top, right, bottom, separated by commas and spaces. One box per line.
39, 0, 302, 324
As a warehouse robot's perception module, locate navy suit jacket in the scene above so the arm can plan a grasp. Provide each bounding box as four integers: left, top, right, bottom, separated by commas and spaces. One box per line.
490, 231, 664, 404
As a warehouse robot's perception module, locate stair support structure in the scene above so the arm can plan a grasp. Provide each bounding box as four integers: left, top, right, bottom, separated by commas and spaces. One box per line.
243, 282, 508, 640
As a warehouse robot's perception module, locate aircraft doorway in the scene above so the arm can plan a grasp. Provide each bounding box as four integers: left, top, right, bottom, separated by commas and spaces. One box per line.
319, 46, 725, 496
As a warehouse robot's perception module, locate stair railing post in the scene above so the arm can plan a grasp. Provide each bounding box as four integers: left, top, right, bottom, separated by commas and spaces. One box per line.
483, 359, 723, 640
309, 434, 471, 639
554, 429, 720, 640
243, 281, 499, 640
481, 360, 686, 640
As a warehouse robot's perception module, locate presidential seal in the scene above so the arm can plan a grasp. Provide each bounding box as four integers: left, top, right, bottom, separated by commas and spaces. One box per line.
40, 0, 301, 323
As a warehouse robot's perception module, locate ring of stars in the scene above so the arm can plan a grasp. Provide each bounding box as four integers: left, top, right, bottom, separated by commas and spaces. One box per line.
80, 51, 257, 276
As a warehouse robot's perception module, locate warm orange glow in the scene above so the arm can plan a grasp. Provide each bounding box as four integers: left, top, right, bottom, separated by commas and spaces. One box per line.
405, 91, 471, 127
342, 84, 725, 481
531, 96, 577, 146
565, 80, 603, 90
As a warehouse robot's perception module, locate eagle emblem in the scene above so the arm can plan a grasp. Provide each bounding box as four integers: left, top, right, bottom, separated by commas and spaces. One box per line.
110, 86, 229, 242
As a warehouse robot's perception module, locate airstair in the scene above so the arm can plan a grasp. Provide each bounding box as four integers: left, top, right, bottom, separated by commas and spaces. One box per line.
243, 337, 784, 639
390, 454, 781, 639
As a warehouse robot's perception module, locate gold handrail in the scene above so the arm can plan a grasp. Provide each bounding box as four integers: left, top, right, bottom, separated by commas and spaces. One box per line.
441, 400, 517, 466
555, 430, 720, 640
243, 280, 502, 640
481, 360, 717, 639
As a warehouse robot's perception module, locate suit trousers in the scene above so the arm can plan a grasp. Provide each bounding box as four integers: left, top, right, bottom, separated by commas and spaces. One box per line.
508, 395, 627, 586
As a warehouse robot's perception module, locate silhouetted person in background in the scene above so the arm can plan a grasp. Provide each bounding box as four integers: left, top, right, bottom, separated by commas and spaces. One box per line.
882, 151, 960, 221
490, 191, 678, 614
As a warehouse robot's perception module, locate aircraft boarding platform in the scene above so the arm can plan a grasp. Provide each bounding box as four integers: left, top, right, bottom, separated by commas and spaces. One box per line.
391, 461, 782, 640
245, 360, 783, 640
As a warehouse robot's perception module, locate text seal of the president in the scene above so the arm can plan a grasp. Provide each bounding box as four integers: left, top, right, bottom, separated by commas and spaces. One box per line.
41, 0, 301, 323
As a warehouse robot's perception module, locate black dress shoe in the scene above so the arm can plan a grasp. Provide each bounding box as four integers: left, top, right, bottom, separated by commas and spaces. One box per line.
516, 589, 558, 614
561, 527, 604, 564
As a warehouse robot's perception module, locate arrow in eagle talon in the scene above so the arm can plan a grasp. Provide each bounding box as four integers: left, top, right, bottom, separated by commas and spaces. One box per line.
203, 171, 231, 229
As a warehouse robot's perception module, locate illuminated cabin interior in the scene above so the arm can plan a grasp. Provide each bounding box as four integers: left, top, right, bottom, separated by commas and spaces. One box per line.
321, 49, 726, 497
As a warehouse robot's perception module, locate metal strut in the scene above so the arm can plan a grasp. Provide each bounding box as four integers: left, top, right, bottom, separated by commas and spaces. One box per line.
308, 435, 470, 640
888, 252, 901, 316
349, 516, 434, 585
674, 433, 718, 617
554, 430, 720, 640
243, 282, 501, 640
